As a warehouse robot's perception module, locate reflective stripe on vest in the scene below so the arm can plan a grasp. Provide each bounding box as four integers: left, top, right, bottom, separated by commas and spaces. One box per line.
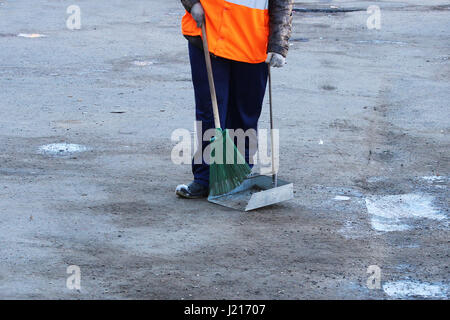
226, 0, 268, 10
181, 0, 269, 64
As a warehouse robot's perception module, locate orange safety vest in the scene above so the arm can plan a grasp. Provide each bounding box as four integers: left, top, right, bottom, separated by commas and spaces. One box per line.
182, 0, 269, 64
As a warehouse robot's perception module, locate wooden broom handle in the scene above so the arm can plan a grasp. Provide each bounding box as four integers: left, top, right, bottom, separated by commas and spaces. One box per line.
201, 23, 221, 129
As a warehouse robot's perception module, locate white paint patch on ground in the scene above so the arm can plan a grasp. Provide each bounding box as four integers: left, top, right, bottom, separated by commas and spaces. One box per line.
132, 60, 155, 66
356, 40, 408, 45
422, 176, 446, 183
396, 243, 420, 249
17, 33, 46, 38
371, 218, 410, 232
38, 143, 88, 156
334, 195, 351, 201
367, 176, 387, 183
365, 193, 446, 232
383, 280, 448, 299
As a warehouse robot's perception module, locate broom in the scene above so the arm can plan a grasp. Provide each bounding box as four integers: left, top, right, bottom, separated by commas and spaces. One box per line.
201, 24, 251, 197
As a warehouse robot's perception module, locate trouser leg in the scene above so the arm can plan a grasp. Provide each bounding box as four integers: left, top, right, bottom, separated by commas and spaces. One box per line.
188, 43, 231, 187
225, 60, 268, 166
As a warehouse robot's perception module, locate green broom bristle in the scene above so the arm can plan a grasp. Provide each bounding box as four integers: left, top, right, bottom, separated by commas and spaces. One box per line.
209, 128, 251, 197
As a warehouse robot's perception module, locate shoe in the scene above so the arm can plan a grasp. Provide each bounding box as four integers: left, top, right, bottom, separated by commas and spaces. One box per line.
175, 181, 209, 199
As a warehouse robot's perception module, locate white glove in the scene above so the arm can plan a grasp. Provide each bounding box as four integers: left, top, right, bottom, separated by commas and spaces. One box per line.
265, 52, 286, 68
191, 3, 205, 28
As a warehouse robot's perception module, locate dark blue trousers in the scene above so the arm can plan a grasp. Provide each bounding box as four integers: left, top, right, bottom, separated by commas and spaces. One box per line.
188, 43, 268, 187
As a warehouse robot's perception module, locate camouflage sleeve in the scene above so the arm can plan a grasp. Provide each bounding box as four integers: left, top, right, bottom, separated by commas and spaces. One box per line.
268, 0, 294, 58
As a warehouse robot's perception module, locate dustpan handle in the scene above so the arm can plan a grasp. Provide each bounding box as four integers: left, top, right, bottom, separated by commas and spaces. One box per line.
201, 24, 221, 129
268, 65, 278, 187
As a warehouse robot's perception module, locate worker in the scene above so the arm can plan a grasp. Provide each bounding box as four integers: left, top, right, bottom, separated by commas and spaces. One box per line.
176, 0, 293, 198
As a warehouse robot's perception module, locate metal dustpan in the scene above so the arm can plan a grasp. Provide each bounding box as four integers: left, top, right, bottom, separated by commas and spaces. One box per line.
208, 174, 293, 211
208, 66, 293, 211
